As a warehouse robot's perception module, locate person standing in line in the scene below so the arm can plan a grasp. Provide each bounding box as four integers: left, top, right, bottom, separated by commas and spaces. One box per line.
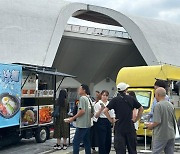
128, 91, 139, 132
148, 80, 169, 149
95, 91, 100, 102
66, 84, 92, 154
90, 91, 101, 152
147, 87, 176, 154
104, 82, 144, 154
148, 80, 169, 122
94, 90, 115, 154
53, 89, 69, 150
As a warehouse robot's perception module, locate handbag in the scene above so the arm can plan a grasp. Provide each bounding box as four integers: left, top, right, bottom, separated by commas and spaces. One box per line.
52, 106, 60, 118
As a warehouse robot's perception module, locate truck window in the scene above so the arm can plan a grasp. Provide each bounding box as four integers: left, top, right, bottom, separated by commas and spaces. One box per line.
134, 91, 151, 109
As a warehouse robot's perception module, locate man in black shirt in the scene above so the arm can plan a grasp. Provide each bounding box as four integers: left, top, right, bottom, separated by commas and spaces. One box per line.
104, 82, 144, 154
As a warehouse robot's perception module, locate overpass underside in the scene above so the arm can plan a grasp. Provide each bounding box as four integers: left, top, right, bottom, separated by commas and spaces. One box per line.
53, 26, 146, 94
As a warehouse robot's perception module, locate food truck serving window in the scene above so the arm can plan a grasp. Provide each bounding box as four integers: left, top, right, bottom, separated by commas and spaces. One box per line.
133, 91, 151, 109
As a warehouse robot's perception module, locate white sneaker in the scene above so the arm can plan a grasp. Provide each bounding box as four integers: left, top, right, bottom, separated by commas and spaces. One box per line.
63, 144, 68, 150
53, 144, 62, 150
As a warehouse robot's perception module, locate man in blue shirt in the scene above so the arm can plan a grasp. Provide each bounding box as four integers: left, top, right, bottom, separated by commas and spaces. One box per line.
149, 80, 169, 122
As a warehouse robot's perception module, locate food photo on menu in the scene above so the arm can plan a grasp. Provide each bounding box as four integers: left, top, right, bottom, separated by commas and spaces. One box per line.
0, 93, 20, 119
0, 64, 22, 129
21, 106, 38, 127
39, 105, 53, 124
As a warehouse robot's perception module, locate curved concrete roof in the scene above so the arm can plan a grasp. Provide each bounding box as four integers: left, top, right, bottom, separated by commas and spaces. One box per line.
0, 0, 180, 67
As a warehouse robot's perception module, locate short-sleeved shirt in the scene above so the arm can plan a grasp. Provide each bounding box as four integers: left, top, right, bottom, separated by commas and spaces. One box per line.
149, 95, 169, 122
153, 100, 175, 141
94, 100, 115, 119
107, 93, 142, 133
76, 96, 91, 128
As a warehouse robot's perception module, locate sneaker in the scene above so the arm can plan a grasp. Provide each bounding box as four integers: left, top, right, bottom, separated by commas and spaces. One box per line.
91, 147, 97, 153
63, 144, 68, 150
53, 144, 62, 150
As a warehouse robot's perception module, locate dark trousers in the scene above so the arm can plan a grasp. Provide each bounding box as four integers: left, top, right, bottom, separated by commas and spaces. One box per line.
90, 122, 99, 147
97, 118, 112, 154
73, 128, 91, 154
114, 131, 137, 154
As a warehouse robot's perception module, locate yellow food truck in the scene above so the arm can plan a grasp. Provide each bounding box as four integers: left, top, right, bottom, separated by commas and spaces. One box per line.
116, 64, 180, 137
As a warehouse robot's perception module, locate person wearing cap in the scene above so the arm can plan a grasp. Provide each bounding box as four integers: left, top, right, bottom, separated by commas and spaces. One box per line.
104, 82, 144, 154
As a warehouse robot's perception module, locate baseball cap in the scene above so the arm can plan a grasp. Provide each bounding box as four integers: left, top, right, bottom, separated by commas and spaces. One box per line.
117, 82, 130, 91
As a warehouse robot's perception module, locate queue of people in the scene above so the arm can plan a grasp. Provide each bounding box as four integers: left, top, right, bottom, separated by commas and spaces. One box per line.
62, 83, 144, 154
53, 80, 176, 154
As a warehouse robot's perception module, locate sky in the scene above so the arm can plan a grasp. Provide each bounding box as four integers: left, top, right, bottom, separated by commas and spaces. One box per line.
67, 0, 180, 30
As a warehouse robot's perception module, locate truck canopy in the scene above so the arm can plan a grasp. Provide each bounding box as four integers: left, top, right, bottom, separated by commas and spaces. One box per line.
116, 65, 180, 87
21, 64, 76, 78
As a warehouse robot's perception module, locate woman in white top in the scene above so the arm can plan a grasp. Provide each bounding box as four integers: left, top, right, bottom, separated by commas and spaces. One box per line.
94, 90, 115, 154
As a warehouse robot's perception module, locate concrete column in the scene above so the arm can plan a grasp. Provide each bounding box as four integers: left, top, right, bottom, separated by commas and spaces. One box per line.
89, 83, 94, 96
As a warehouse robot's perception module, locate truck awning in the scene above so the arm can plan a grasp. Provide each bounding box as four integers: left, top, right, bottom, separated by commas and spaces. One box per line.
26, 69, 76, 78
18, 63, 76, 78
116, 64, 180, 87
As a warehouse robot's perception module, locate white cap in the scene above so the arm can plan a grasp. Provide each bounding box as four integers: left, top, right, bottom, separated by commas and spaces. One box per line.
117, 82, 129, 91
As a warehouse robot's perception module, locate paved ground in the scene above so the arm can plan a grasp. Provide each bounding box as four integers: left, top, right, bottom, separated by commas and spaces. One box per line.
0, 128, 179, 154
0, 138, 179, 154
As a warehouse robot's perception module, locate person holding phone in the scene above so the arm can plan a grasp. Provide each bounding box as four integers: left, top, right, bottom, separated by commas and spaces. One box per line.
94, 90, 115, 154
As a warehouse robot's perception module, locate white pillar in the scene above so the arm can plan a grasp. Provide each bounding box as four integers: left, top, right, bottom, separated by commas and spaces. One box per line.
89, 83, 94, 96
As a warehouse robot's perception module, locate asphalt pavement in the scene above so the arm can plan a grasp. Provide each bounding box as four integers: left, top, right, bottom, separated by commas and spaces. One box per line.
0, 127, 179, 154
0, 137, 179, 154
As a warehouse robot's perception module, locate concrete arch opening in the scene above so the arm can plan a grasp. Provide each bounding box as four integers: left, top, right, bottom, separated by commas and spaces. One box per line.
52, 9, 147, 96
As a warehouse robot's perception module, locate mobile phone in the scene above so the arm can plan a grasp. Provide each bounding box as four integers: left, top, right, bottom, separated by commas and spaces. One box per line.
100, 102, 105, 107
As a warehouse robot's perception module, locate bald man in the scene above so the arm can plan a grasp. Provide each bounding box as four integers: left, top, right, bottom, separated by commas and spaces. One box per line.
147, 87, 176, 154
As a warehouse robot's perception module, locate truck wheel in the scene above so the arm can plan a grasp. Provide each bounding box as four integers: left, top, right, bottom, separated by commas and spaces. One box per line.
35, 127, 48, 143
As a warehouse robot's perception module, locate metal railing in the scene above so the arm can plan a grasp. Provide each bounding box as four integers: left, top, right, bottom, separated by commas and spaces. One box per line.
65, 24, 131, 39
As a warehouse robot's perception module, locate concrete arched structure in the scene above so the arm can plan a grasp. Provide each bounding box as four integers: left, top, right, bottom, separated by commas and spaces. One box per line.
44, 1, 157, 66
1, 0, 180, 67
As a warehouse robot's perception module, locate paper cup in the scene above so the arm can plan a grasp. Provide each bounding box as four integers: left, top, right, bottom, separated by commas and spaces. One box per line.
64, 118, 70, 122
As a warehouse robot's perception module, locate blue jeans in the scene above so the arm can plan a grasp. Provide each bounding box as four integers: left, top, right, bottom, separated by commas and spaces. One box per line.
73, 127, 91, 154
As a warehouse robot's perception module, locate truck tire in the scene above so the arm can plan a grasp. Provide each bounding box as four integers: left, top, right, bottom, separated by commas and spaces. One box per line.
35, 127, 48, 143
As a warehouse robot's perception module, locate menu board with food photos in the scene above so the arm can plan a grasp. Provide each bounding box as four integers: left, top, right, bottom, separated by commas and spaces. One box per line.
0, 64, 22, 128
20, 106, 38, 128
39, 105, 53, 125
